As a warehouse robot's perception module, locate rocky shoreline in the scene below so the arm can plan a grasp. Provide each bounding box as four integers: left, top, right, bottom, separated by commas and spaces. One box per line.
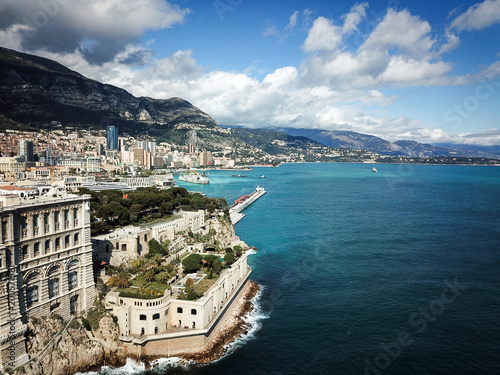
13, 280, 260, 375
179, 280, 260, 364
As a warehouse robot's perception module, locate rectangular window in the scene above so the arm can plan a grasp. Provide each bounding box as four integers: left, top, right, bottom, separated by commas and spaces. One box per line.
26, 286, 38, 306
68, 271, 78, 291
48, 278, 59, 299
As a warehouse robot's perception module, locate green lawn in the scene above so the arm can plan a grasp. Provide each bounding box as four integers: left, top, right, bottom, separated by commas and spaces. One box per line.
116, 275, 170, 299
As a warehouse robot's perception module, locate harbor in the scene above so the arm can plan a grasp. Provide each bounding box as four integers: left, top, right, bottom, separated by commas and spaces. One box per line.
229, 186, 266, 224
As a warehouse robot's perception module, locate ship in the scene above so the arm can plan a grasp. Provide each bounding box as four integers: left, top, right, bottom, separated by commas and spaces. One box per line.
178, 170, 209, 184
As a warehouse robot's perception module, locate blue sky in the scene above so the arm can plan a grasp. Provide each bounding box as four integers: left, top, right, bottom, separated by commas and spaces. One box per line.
1, 0, 500, 145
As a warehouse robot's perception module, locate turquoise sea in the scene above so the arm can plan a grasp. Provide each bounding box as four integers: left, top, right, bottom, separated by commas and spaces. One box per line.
87, 163, 500, 375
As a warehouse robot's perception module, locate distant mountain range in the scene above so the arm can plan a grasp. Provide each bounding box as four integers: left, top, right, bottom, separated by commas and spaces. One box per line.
270, 127, 500, 160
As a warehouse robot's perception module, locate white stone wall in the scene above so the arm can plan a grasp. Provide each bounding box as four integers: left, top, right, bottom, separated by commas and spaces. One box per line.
105, 253, 250, 341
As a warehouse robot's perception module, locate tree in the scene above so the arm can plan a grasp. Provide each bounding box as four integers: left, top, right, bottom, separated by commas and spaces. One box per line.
155, 271, 171, 284
204, 255, 218, 267
213, 258, 223, 274
108, 271, 131, 289
143, 266, 158, 282
182, 254, 203, 274
233, 245, 242, 257
225, 251, 235, 265
148, 239, 161, 255
185, 277, 194, 292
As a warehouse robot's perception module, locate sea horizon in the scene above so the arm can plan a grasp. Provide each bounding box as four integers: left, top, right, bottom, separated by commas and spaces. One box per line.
84, 163, 500, 375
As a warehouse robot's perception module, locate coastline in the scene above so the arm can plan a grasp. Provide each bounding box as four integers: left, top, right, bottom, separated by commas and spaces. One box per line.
138, 280, 261, 368
179, 280, 260, 364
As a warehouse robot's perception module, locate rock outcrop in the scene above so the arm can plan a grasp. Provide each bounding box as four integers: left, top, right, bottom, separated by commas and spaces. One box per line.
15, 316, 104, 375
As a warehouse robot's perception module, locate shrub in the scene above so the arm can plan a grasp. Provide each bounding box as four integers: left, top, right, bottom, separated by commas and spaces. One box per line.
233, 245, 242, 257
81, 318, 91, 331
182, 253, 203, 273
225, 251, 235, 265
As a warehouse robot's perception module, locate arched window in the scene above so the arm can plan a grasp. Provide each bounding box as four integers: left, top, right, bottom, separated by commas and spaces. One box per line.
152, 313, 160, 320
65, 235, 70, 248
191, 309, 197, 315
139, 314, 147, 321
67, 259, 78, 291
25, 272, 40, 307
74, 233, 79, 245
22, 245, 29, 260
177, 307, 183, 313
70, 295, 78, 315
48, 266, 60, 299
55, 237, 61, 250
33, 242, 40, 257
45, 240, 51, 254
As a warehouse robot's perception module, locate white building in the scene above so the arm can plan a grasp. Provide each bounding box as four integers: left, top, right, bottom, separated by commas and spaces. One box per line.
92, 210, 205, 266
58, 157, 102, 173
105, 253, 251, 338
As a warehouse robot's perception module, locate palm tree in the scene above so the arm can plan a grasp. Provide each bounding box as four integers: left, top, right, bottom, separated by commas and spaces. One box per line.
155, 271, 171, 284
152, 254, 164, 265
108, 270, 131, 289
143, 266, 158, 282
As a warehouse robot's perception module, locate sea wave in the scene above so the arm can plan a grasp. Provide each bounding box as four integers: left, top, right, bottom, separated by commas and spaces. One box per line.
77, 284, 267, 374
74, 358, 146, 374
211, 284, 269, 362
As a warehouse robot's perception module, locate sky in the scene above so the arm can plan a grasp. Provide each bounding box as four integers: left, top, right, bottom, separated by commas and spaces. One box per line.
1, 0, 500, 145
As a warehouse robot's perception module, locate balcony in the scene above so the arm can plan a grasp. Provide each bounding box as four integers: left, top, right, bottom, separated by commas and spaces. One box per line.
45, 224, 50, 232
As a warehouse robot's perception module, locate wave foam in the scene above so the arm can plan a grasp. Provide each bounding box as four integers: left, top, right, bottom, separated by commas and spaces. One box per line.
77, 285, 268, 374
213, 284, 269, 362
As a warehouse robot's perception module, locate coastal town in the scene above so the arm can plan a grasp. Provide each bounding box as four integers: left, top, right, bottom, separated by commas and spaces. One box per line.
0, 125, 269, 374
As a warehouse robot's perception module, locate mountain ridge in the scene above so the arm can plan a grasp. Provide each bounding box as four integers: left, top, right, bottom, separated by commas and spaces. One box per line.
0, 47, 217, 134
270, 127, 500, 160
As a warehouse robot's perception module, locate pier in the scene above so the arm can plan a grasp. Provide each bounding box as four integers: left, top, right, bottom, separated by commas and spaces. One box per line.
229, 186, 266, 224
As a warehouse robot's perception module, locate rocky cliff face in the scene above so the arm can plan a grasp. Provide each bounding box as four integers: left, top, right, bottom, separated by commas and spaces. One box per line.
15, 316, 104, 375
0, 47, 217, 134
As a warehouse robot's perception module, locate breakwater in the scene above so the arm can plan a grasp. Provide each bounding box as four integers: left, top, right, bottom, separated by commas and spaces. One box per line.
229, 186, 266, 224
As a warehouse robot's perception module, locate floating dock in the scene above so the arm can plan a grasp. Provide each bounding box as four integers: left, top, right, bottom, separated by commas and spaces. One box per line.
229, 186, 266, 224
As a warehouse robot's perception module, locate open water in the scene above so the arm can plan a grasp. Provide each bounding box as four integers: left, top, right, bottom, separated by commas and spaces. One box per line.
85, 163, 500, 375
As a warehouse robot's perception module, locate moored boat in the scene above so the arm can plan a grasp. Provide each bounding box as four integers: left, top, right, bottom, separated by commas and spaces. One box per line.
179, 170, 209, 184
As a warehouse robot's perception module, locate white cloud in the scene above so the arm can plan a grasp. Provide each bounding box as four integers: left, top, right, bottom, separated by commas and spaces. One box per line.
263, 10, 306, 42
302, 17, 342, 52
361, 9, 435, 60
450, 0, 500, 32
342, 2, 369, 34
286, 10, 300, 31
